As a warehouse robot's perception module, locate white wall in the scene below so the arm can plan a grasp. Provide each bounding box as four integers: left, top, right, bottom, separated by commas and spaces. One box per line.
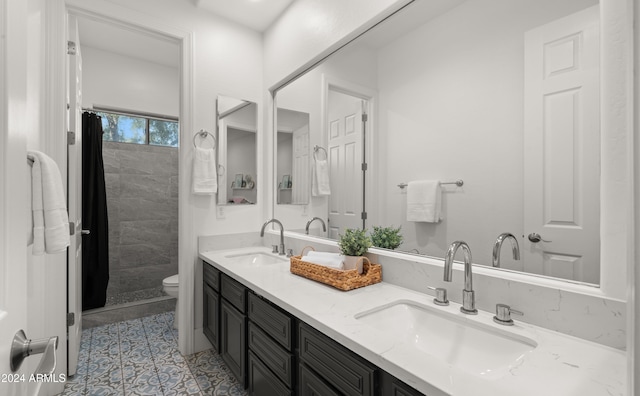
378, 0, 597, 267
263, 0, 408, 87
82, 46, 179, 117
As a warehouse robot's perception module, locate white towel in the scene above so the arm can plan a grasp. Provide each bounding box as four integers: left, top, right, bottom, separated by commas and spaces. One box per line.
192, 147, 217, 195
311, 159, 331, 196
301, 253, 344, 270
28, 150, 70, 255
406, 180, 442, 223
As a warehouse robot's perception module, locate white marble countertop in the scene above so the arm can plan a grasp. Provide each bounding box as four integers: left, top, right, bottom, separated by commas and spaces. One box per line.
200, 246, 626, 396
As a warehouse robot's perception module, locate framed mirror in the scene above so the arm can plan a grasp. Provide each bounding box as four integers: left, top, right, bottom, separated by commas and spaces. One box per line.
217, 95, 258, 205
272, 0, 604, 285
276, 107, 310, 205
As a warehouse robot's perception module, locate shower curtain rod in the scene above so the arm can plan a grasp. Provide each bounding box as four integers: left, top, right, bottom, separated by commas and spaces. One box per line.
82, 105, 179, 122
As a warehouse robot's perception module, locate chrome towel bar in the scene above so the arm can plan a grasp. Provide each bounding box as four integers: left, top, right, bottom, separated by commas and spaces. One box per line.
397, 179, 463, 189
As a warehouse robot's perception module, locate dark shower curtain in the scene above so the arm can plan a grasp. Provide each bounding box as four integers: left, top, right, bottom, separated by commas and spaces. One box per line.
82, 111, 109, 310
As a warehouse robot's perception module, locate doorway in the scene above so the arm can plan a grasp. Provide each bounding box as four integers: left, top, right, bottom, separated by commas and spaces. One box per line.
73, 14, 181, 323
322, 76, 378, 239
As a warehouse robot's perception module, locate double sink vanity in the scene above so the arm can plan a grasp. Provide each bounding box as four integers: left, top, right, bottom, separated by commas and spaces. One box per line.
199, 242, 625, 396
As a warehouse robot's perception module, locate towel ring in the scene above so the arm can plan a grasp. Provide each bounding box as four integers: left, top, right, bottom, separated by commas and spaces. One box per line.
193, 129, 216, 149
313, 145, 328, 161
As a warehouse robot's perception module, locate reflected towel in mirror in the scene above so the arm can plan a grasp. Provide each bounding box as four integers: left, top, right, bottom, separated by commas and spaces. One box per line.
406, 180, 442, 223
312, 159, 331, 196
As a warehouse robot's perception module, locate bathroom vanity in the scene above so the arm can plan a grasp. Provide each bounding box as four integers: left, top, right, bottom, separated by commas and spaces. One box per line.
200, 246, 625, 396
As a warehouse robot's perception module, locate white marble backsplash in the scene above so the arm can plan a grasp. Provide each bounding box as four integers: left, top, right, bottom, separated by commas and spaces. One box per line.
199, 231, 626, 350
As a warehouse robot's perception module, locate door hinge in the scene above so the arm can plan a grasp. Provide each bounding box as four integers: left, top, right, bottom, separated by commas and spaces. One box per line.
69, 221, 75, 236
361, 212, 368, 220
362, 113, 368, 122
67, 41, 76, 55
67, 312, 75, 327
68, 131, 76, 145
361, 162, 368, 171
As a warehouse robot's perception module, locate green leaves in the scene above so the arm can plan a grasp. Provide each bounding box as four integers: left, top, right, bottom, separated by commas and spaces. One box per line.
337, 228, 372, 256
370, 226, 403, 250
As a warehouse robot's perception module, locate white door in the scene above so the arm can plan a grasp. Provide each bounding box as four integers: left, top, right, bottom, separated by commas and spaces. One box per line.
523, 6, 600, 283
327, 90, 365, 238
66, 14, 83, 376
1, 0, 34, 394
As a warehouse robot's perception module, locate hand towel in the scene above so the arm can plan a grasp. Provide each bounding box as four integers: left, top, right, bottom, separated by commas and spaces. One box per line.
192, 147, 217, 195
311, 159, 331, 196
406, 180, 442, 223
301, 254, 344, 270
28, 150, 70, 255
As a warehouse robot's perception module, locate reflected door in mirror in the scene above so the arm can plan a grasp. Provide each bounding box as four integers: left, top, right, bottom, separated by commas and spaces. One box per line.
523, 6, 600, 283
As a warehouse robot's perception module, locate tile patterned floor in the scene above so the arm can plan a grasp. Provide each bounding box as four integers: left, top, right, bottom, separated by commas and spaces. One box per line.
61, 312, 248, 396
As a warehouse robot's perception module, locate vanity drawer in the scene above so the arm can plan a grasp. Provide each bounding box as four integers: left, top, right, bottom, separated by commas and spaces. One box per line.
299, 322, 377, 396
299, 362, 341, 396
203, 262, 220, 291
248, 350, 292, 396
248, 292, 294, 351
248, 322, 294, 388
221, 273, 246, 313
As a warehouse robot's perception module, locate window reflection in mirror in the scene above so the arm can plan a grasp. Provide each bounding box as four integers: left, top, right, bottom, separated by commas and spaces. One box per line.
216, 96, 258, 205
272, 0, 601, 285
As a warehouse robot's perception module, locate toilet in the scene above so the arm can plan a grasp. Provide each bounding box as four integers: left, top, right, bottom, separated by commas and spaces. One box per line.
162, 274, 179, 329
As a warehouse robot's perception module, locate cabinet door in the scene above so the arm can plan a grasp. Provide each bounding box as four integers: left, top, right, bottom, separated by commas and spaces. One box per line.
299, 363, 341, 396
221, 299, 246, 387
203, 283, 219, 351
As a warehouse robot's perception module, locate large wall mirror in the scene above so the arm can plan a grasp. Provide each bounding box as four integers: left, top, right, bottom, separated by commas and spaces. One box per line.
217, 95, 258, 205
273, 0, 604, 285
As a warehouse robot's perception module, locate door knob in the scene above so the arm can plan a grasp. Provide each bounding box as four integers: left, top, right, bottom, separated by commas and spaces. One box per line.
527, 233, 551, 243
81, 229, 90, 235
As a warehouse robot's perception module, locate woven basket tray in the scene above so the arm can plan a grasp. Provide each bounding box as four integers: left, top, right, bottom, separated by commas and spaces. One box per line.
289, 246, 382, 291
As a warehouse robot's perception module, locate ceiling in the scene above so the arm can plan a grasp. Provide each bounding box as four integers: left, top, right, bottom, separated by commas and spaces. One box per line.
77, 0, 294, 69
195, 0, 295, 32
77, 16, 181, 68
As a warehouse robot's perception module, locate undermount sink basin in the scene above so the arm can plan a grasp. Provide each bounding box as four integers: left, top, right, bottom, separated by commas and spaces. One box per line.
224, 251, 287, 265
355, 300, 537, 378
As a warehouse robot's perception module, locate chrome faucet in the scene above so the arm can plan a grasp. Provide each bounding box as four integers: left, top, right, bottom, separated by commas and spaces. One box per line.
260, 219, 285, 255
492, 232, 520, 268
305, 217, 326, 235
443, 241, 477, 315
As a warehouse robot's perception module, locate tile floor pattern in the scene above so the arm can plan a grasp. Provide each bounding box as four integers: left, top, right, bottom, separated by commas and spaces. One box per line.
61, 312, 248, 396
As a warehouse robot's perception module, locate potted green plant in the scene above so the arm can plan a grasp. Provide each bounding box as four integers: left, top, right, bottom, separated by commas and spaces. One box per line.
370, 226, 403, 250
337, 228, 372, 273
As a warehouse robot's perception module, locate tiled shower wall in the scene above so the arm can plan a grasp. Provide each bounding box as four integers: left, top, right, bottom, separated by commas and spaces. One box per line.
102, 142, 179, 303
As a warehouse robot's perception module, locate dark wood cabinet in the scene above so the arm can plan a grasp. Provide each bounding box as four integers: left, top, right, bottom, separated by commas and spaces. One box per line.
247, 292, 296, 394
204, 262, 426, 396
380, 371, 426, 396
299, 362, 341, 396
203, 283, 219, 351
299, 322, 377, 396
220, 274, 247, 388
248, 350, 293, 396
203, 263, 220, 351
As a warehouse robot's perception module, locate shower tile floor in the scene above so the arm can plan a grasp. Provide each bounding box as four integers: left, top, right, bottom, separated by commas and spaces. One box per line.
61, 312, 247, 396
